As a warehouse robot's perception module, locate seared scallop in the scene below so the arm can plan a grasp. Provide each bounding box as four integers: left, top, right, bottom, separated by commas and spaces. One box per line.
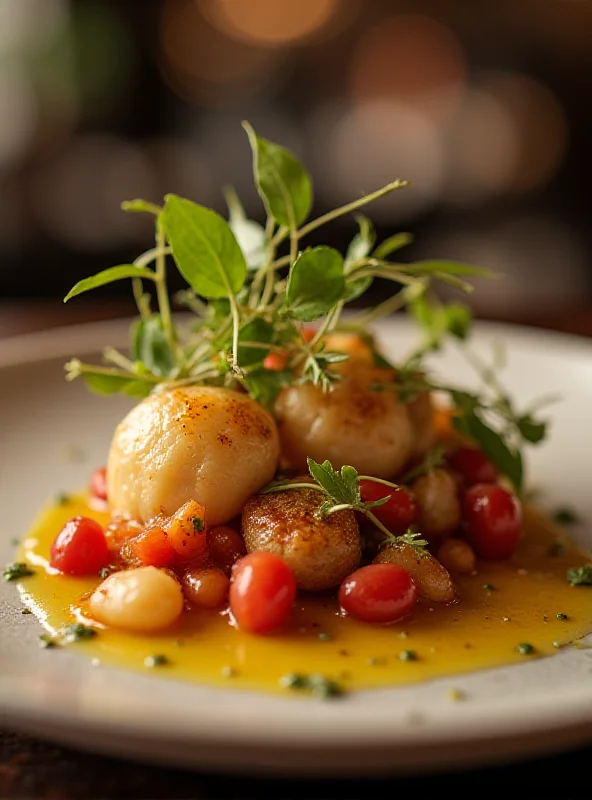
108, 386, 280, 527
274, 363, 414, 479
242, 486, 361, 591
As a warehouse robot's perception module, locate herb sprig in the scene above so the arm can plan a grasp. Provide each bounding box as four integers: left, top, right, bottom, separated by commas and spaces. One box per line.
62, 122, 547, 490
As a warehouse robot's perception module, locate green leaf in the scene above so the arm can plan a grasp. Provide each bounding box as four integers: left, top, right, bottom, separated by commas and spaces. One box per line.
340, 465, 360, 504
306, 458, 358, 505
131, 316, 175, 378
121, 199, 161, 215
237, 318, 275, 367
243, 121, 312, 229
343, 274, 373, 303
162, 194, 247, 300
567, 566, 592, 586
405, 260, 495, 278
373, 232, 413, 259
517, 414, 547, 445
286, 246, 345, 321
224, 186, 267, 271
345, 215, 375, 267
64, 265, 155, 302
82, 373, 153, 398
244, 369, 288, 407
444, 304, 472, 340
453, 410, 523, 491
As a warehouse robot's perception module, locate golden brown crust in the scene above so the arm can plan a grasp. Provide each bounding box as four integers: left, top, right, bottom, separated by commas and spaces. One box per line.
242, 486, 361, 591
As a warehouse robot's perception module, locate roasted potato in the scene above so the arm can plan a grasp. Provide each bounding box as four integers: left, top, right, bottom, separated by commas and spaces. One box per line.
242, 485, 361, 591
108, 386, 280, 527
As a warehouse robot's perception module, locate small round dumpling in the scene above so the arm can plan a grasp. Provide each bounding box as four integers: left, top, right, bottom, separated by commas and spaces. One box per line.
108, 386, 280, 527
242, 485, 361, 591
274, 364, 414, 479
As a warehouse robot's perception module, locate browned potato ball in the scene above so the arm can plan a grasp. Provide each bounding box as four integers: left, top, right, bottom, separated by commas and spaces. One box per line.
242, 486, 361, 591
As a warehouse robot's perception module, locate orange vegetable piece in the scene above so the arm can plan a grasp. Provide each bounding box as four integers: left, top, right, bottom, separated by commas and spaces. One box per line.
165, 500, 208, 560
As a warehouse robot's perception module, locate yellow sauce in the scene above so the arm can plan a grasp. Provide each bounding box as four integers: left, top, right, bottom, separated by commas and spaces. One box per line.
15, 494, 592, 695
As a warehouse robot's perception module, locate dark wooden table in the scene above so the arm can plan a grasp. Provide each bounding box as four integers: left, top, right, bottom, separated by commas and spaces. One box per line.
2, 300, 592, 800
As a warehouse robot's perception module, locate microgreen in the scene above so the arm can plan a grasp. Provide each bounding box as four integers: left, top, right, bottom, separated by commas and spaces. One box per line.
262, 457, 428, 550
60, 122, 547, 491
567, 566, 592, 586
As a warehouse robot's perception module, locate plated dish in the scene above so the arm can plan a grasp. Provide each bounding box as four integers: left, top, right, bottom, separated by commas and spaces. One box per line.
2, 124, 592, 772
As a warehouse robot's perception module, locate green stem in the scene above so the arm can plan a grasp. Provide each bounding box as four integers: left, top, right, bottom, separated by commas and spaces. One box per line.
228, 293, 241, 371
362, 509, 393, 539
154, 227, 174, 347
65, 360, 160, 384
358, 476, 402, 490
260, 482, 324, 495
296, 179, 409, 241
257, 217, 279, 310
351, 283, 425, 326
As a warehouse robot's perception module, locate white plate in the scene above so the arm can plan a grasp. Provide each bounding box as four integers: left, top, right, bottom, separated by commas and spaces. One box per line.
2, 317, 592, 776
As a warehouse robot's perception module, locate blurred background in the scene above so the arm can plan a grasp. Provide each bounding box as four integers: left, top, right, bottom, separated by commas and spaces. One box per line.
0, 0, 591, 326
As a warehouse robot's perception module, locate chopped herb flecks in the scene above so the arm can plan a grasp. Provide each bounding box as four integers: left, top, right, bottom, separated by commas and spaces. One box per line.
483, 583, 496, 591
3, 562, 34, 582
517, 643, 535, 655
280, 672, 343, 699
567, 566, 592, 586
192, 517, 205, 533
556, 612, 568, 620
144, 654, 169, 668
399, 649, 418, 662
39, 634, 56, 649
98, 564, 117, 579
21, 608, 32, 615
62, 623, 97, 643
318, 632, 332, 641
56, 492, 71, 505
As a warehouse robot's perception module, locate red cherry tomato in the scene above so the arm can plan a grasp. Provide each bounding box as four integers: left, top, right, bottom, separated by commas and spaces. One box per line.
263, 352, 287, 371
359, 480, 417, 534
90, 467, 108, 501
50, 516, 110, 575
208, 526, 247, 574
339, 564, 417, 624
447, 447, 498, 487
229, 552, 296, 634
463, 483, 521, 560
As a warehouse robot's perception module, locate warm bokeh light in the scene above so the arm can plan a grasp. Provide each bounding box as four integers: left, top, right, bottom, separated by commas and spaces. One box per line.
349, 15, 467, 125
202, 0, 339, 47
313, 101, 444, 220
141, 137, 215, 209
161, 0, 278, 106
0, 65, 37, 167
31, 135, 155, 250
0, 0, 67, 53
480, 72, 567, 193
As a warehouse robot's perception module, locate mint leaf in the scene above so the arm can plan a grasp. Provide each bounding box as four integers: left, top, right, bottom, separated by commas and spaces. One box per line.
64, 265, 155, 302
224, 185, 267, 271
373, 232, 413, 259
132, 316, 175, 378
162, 195, 247, 300
286, 246, 345, 321
306, 458, 357, 505
243, 121, 312, 228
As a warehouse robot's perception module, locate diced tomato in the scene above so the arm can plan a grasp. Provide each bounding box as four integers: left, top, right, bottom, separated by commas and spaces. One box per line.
128, 527, 176, 568
50, 516, 110, 575
229, 552, 296, 634
447, 447, 498, 487
90, 467, 108, 501
464, 483, 521, 560
359, 479, 417, 534
208, 526, 247, 574
165, 500, 208, 560
339, 564, 417, 624
263, 352, 287, 371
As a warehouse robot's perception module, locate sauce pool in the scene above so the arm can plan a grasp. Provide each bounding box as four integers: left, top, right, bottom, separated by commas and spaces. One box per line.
14, 493, 592, 696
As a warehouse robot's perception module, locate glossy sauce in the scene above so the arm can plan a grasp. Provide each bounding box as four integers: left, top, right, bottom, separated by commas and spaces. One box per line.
15, 494, 592, 695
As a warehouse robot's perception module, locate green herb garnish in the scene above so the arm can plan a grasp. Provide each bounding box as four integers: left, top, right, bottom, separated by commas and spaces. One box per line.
39, 634, 56, 649
399, 649, 418, 662
144, 654, 169, 668
191, 516, 205, 533
62, 623, 97, 644
483, 583, 496, 591
553, 507, 579, 525
318, 632, 332, 642
567, 566, 592, 586
3, 562, 34, 582
98, 564, 118, 579
517, 643, 535, 655
279, 672, 343, 698
61, 122, 547, 492
556, 612, 568, 620
55, 492, 71, 505
21, 608, 32, 615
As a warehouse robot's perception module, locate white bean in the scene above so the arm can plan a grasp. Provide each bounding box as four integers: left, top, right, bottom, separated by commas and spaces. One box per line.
90, 566, 184, 632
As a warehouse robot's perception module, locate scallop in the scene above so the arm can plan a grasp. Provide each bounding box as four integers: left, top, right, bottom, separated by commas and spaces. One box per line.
108, 386, 280, 527
274, 364, 414, 479
242, 486, 361, 591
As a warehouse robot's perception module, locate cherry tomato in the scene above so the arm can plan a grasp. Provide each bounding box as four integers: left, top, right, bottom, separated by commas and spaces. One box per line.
263, 352, 287, 371
50, 516, 110, 575
183, 566, 230, 609
359, 480, 417, 534
447, 447, 498, 487
229, 552, 296, 634
90, 467, 108, 501
339, 564, 417, 624
208, 526, 247, 574
463, 483, 521, 560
